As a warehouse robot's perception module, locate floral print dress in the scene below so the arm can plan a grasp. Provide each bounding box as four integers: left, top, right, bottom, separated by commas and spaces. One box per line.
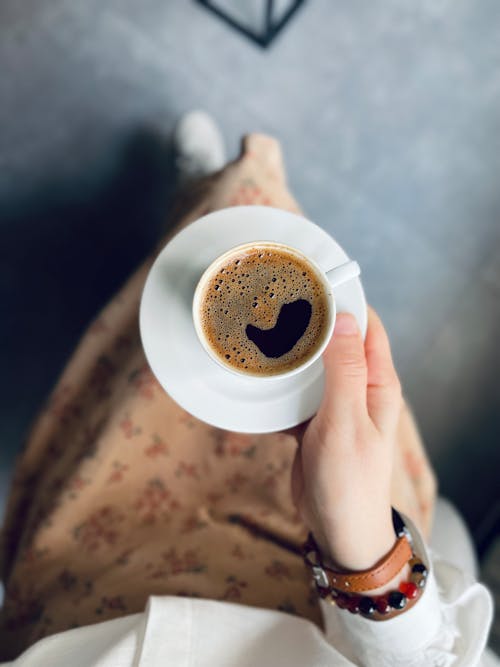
0, 134, 436, 661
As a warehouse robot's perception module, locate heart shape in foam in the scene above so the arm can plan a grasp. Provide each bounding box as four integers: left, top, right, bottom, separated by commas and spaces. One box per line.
245, 299, 312, 358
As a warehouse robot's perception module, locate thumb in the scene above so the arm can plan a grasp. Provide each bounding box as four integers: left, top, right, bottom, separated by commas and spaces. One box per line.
320, 313, 368, 422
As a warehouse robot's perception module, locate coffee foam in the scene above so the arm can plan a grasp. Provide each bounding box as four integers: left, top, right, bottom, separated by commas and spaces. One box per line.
198, 245, 329, 375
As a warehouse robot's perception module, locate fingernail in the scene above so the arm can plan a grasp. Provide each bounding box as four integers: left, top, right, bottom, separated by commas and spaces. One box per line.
334, 313, 359, 336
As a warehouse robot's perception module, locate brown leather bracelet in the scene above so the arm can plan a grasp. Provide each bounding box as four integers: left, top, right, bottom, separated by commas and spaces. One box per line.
303, 532, 413, 593
324, 554, 428, 621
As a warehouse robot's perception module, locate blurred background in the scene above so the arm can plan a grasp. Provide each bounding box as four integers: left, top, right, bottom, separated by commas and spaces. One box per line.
1, 0, 499, 647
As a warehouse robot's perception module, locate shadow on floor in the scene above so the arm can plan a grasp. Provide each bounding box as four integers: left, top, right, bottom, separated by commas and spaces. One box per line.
0, 127, 178, 478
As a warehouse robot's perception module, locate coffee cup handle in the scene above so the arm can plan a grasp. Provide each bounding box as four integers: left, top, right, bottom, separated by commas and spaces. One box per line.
325, 260, 361, 288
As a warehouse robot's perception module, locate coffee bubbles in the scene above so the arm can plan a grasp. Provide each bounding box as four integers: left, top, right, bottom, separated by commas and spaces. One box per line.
197, 244, 329, 376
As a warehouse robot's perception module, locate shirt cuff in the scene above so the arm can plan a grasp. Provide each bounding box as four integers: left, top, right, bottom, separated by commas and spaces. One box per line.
320, 513, 442, 657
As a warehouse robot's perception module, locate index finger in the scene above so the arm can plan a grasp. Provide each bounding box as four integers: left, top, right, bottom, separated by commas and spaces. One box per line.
320, 312, 368, 425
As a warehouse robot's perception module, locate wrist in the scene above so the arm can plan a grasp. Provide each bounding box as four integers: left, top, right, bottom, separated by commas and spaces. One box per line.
303, 510, 427, 621
319, 523, 396, 572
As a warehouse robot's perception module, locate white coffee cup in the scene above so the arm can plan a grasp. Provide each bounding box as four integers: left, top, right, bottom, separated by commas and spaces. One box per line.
192, 241, 360, 381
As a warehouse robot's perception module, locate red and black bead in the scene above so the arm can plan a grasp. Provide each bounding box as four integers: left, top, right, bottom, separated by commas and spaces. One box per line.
335, 594, 350, 610
411, 563, 427, 577
375, 596, 390, 614
388, 591, 407, 610
359, 597, 376, 616
346, 596, 361, 614
399, 582, 418, 599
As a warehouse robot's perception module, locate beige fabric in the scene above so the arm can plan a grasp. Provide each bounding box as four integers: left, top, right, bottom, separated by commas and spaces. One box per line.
0, 134, 436, 660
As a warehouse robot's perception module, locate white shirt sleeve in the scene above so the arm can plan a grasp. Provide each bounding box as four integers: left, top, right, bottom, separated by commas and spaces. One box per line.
319, 514, 495, 666
1, 515, 497, 667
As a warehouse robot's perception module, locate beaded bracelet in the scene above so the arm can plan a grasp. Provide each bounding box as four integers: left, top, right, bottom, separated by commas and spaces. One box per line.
320, 556, 428, 620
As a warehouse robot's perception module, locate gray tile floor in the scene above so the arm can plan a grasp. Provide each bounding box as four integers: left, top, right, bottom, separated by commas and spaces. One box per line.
1, 0, 499, 584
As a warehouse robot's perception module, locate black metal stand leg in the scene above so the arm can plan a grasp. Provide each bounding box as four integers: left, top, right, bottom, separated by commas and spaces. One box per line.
196, 0, 308, 49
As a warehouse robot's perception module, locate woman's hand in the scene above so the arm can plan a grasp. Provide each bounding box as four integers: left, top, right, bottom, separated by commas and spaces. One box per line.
290, 308, 403, 570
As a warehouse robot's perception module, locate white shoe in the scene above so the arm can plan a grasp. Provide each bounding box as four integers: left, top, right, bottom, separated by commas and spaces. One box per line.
173, 111, 227, 182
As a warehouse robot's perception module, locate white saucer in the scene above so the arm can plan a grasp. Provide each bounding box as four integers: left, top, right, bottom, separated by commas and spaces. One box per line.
139, 206, 367, 433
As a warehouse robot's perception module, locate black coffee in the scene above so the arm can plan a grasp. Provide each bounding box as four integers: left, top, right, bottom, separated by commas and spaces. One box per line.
198, 243, 329, 376
246, 299, 312, 358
